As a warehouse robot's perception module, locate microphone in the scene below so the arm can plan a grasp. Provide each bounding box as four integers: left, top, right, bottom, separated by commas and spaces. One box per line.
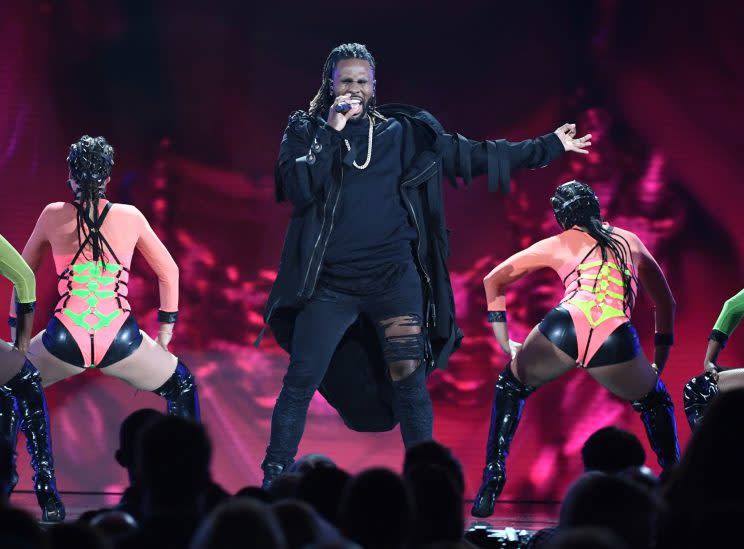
334, 99, 361, 113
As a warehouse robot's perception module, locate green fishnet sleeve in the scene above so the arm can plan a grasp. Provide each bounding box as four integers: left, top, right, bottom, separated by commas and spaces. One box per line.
711, 288, 744, 343
0, 233, 35, 304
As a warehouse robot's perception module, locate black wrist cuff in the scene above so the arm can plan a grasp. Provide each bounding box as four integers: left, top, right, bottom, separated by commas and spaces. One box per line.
654, 333, 674, 346
487, 311, 507, 323
709, 329, 729, 347
15, 301, 36, 315
158, 310, 178, 323
8, 316, 17, 328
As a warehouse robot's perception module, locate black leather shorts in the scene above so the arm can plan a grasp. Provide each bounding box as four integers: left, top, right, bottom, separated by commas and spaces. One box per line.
42, 314, 143, 368
538, 306, 641, 368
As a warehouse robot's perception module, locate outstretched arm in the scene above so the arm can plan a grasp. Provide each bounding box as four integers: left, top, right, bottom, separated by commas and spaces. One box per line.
135, 211, 179, 350
636, 238, 676, 373
705, 288, 744, 374
0, 234, 36, 352
440, 123, 591, 192
484, 237, 556, 354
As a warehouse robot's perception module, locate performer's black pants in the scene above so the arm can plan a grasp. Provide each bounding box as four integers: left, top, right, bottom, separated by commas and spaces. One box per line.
266, 261, 431, 464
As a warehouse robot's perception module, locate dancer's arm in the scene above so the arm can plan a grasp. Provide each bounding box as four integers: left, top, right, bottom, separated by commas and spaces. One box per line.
440, 124, 590, 193
705, 288, 744, 373
636, 238, 676, 373
483, 237, 557, 354
134, 209, 179, 350
0, 233, 36, 352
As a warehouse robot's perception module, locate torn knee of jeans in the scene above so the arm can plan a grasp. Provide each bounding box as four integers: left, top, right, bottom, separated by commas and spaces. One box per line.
388, 359, 421, 381
379, 314, 423, 337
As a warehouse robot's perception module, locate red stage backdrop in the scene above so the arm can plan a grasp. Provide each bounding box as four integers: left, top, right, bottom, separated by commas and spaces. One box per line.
2, 0, 744, 502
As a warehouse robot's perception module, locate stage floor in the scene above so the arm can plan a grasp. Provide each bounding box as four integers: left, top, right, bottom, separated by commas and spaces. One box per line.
12, 490, 560, 533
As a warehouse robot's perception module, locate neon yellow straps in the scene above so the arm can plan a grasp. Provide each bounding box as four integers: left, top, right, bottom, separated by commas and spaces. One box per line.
63, 261, 122, 331
568, 260, 630, 328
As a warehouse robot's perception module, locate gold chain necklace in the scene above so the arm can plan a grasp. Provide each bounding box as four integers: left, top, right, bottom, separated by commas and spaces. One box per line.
344, 115, 374, 170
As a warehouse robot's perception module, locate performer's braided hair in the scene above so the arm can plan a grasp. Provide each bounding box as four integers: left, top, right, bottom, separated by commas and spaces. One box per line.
309, 43, 378, 118
551, 180, 637, 313
67, 135, 114, 262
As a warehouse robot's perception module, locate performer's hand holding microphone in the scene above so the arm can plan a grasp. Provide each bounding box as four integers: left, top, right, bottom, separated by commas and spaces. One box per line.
327, 93, 363, 131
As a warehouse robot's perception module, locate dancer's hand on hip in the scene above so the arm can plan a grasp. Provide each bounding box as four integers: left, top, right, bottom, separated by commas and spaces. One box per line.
157, 323, 174, 351
508, 339, 523, 360
704, 361, 720, 381
554, 123, 592, 154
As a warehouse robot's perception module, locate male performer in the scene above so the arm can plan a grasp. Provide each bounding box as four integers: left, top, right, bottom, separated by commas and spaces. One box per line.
260, 43, 591, 487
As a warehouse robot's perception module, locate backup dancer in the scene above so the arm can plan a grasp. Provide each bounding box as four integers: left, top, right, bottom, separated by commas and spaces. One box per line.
472, 180, 680, 517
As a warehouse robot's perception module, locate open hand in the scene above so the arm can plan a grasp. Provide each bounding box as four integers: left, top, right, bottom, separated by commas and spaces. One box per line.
554, 123, 592, 154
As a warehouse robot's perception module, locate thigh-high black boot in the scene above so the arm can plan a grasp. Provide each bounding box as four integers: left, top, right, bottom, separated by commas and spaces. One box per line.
471, 365, 534, 518
152, 361, 200, 421
2, 360, 65, 522
631, 378, 680, 472
0, 393, 21, 494
682, 372, 719, 431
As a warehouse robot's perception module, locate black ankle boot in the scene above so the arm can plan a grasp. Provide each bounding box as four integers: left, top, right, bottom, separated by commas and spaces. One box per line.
631, 378, 680, 471
682, 372, 719, 430
153, 361, 200, 421
0, 393, 21, 495
471, 366, 534, 518
2, 360, 65, 522
260, 458, 291, 490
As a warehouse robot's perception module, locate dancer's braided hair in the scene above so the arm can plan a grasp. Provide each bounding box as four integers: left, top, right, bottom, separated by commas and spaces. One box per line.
551, 180, 637, 313
67, 135, 114, 262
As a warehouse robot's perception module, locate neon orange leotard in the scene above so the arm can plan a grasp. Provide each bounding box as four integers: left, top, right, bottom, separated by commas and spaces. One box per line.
484, 226, 671, 366
12, 200, 178, 367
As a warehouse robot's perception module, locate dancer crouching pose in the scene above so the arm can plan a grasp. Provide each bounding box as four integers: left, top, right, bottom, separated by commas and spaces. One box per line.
684, 289, 744, 428
4, 136, 200, 509
471, 180, 680, 517
0, 234, 64, 521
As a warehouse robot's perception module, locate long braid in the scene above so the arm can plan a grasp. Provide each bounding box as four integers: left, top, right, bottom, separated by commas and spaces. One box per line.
552, 180, 637, 314
308, 43, 378, 119
67, 135, 114, 264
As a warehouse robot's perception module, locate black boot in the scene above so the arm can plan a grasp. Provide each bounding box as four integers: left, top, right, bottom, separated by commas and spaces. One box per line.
0, 393, 21, 495
631, 378, 680, 472
153, 361, 200, 421
471, 366, 534, 518
682, 372, 719, 431
260, 458, 292, 490
2, 360, 65, 522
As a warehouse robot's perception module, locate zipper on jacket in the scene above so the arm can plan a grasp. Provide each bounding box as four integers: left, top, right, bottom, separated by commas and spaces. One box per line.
401, 160, 437, 326
307, 165, 344, 296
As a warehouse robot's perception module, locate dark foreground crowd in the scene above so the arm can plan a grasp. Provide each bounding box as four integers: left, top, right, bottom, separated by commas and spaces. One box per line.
2, 388, 743, 549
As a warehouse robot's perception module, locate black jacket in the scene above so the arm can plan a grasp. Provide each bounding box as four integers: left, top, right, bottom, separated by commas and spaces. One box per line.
262, 103, 564, 432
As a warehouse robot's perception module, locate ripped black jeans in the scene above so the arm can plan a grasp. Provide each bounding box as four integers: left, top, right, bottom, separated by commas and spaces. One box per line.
265, 261, 431, 464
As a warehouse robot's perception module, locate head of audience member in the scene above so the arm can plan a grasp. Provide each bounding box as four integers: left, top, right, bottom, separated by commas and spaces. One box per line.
48, 522, 112, 549
406, 464, 464, 547
272, 500, 319, 549
559, 472, 659, 548
286, 453, 336, 474
268, 472, 303, 502
0, 505, 48, 549
0, 438, 14, 502
89, 510, 138, 540
581, 427, 646, 473
339, 468, 413, 549
135, 416, 211, 516
235, 485, 273, 503
190, 499, 287, 549
296, 466, 351, 526
403, 440, 465, 495
545, 527, 630, 549
665, 389, 744, 512
115, 408, 163, 484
